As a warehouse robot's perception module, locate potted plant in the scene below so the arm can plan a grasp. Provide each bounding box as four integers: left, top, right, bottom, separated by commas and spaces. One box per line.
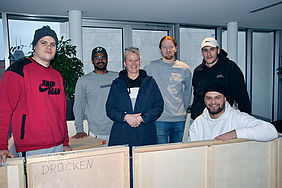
51, 36, 84, 120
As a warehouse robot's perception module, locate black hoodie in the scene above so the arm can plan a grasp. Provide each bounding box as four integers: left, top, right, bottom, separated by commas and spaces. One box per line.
191, 49, 251, 120
118, 69, 147, 94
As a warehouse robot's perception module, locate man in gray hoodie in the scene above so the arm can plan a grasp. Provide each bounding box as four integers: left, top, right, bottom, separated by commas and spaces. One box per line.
144, 36, 192, 144
72, 47, 118, 146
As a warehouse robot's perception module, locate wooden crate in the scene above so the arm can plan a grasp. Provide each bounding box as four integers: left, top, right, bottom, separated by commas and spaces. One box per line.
26, 146, 129, 188
0, 157, 25, 188
133, 138, 281, 188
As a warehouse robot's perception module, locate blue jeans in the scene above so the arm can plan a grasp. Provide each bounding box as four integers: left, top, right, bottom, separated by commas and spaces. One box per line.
19, 144, 63, 157
155, 121, 185, 144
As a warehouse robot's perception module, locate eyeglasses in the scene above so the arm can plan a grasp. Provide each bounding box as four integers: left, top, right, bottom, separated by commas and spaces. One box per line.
94, 56, 107, 60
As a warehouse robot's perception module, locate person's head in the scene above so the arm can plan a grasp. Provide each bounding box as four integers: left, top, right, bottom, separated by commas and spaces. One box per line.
32, 26, 58, 66
124, 47, 140, 76
159, 36, 177, 62
91, 46, 108, 72
201, 37, 220, 67
204, 82, 227, 119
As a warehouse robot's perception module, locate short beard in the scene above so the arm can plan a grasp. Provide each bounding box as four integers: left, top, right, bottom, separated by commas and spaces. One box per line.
163, 54, 175, 61
94, 63, 107, 71
207, 101, 225, 115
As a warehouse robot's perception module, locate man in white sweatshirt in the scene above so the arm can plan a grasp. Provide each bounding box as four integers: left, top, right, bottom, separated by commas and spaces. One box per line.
189, 82, 278, 142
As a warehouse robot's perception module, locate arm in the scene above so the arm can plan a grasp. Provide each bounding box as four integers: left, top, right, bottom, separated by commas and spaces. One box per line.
106, 81, 127, 123
0, 72, 22, 151
190, 70, 205, 120
214, 130, 237, 141
188, 121, 199, 142
234, 112, 278, 141
60, 77, 70, 147
183, 68, 193, 111
73, 78, 87, 134
140, 79, 164, 124
143, 62, 151, 76
230, 64, 251, 114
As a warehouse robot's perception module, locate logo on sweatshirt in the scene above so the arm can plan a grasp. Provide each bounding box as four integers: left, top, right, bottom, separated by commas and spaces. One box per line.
100, 84, 111, 88
39, 80, 61, 95
216, 74, 224, 79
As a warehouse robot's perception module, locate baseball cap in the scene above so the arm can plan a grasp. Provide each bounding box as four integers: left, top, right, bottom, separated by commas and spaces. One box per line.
201, 37, 219, 49
92, 47, 108, 58
32, 26, 58, 48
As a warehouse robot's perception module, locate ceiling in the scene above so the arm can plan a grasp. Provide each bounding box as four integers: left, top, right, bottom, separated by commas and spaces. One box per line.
0, 0, 282, 30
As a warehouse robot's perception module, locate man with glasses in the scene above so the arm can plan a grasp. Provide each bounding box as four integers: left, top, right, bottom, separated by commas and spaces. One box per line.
0, 26, 71, 165
191, 37, 251, 121
72, 47, 117, 146
144, 36, 192, 144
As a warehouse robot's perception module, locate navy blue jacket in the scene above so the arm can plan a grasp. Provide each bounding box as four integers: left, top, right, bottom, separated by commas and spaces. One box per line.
106, 70, 164, 147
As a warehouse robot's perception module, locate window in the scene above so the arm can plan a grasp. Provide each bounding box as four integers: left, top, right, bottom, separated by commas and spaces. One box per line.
132, 29, 167, 68
222, 30, 246, 77
82, 27, 123, 73
8, 19, 61, 59
180, 27, 215, 71
251, 31, 274, 121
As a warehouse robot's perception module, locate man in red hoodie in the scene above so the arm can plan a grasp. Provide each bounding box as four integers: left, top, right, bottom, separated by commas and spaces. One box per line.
0, 26, 71, 165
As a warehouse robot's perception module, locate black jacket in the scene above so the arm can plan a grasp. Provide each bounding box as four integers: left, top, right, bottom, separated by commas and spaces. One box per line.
191, 49, 251, 120
106, 69, 164, 147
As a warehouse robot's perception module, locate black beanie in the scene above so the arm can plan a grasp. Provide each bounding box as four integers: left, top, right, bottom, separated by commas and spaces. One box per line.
204, 82, 226, 97
32, 26, 58, 48
92, 47, 108, 59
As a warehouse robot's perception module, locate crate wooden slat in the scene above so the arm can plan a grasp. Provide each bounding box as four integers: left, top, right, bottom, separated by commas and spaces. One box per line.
69, 136, 106, 150
133, 138, 281, 188
26, 146, 130, 188
0, 157, 25, 188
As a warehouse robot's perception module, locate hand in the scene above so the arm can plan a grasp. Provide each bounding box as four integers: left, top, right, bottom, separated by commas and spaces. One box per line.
63, 146, 72, 152
136, 114, 144, 124
72, 132, 88, 139
0, 150, 14, 165
214, 130, 237, 141
124, 113, 143, 127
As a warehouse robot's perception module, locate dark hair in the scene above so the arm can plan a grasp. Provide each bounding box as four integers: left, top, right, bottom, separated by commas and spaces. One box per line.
159, 36, 177, 49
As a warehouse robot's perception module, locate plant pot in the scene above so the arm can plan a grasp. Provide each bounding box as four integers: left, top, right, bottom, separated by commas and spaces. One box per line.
66, 98, 75, 121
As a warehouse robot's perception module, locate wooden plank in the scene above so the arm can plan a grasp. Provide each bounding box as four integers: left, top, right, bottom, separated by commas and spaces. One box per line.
69, 136, 106, 150
133, 139, 280, 188
133, 146, 208, 188
0, 157, 25, 188
133, 139, 249, 153
0, 163, 7, 188
209, 140, 276, 188
26, 146, 129, 188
